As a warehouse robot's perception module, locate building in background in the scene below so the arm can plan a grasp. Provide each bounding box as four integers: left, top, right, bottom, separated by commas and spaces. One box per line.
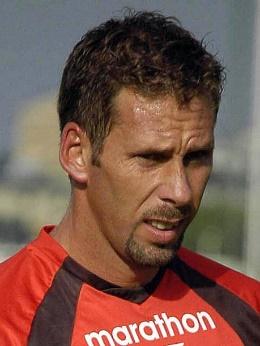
0, 95, 69, 260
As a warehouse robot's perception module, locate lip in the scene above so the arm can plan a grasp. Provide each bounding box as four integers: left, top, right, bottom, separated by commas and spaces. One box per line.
142, 219, 184, 244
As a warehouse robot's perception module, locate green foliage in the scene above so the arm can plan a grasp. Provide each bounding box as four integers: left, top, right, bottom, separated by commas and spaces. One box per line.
184, 201, 244, 258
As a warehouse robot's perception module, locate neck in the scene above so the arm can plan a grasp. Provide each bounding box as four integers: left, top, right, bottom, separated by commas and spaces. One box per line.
51, 196, 159, 288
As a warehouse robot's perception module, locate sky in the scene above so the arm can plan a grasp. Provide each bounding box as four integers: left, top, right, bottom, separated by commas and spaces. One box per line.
0, 0, 256, 156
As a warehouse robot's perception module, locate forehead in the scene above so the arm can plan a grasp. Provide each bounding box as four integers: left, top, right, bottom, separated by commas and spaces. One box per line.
112, 88, 215, 132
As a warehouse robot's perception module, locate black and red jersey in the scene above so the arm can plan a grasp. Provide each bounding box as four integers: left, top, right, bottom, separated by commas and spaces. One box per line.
0, 225, 259, 345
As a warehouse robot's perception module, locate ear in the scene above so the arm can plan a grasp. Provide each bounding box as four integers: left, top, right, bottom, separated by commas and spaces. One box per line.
59, 122, 91, 184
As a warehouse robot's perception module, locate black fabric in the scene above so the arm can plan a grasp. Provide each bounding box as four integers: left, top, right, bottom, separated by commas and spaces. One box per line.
28, 254, 165, 346
64, 256, 165, 303
171, 256, 260, 346
28, 258, 82, 346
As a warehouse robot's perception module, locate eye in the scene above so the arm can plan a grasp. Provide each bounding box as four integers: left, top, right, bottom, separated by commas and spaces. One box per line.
184, 149, 213, 166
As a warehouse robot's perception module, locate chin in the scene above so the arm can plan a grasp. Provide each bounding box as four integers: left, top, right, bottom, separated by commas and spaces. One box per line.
125, 234, 184, 267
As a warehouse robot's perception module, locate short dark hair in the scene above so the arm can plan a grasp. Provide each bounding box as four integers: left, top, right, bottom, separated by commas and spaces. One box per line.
58, 11, 225, 161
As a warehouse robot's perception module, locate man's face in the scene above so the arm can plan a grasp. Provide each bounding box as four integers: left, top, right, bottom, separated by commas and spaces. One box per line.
86, 88, 215, 268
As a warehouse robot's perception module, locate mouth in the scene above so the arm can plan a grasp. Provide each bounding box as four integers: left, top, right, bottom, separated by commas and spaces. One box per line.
142, 218, 185, 244
145, 219, 183, 230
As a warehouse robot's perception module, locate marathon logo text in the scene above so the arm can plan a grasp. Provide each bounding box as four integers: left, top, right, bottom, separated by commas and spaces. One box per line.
84, 311, 216, 345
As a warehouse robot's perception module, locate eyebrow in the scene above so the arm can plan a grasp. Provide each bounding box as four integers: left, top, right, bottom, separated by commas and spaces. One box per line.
187, 141, 215, 151
131, 146, 173, 155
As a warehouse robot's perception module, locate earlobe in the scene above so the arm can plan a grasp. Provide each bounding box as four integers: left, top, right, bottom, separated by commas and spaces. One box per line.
59, 122, 90, 184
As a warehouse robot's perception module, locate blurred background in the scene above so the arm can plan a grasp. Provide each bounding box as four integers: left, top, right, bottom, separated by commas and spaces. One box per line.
0, 0, 259, 279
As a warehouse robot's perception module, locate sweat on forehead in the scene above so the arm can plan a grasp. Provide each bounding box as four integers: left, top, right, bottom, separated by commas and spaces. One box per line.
112, 88, 215, 125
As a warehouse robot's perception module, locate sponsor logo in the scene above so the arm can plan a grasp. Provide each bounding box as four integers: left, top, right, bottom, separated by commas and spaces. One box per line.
84, 311, 216, 345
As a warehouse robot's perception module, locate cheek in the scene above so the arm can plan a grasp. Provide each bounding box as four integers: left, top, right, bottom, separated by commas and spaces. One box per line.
100, 161, 154, 205
87, 165, 140, 220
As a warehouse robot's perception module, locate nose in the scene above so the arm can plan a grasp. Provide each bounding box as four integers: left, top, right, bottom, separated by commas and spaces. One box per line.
158, 161, 192, 207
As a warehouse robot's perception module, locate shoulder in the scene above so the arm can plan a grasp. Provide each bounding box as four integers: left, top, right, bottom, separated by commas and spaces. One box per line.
0, 229, 66, 292
176, 247, 260, 313
0, 228, 67, 344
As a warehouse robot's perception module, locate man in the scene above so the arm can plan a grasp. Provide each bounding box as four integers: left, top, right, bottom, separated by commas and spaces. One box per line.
1, 11, 259, 346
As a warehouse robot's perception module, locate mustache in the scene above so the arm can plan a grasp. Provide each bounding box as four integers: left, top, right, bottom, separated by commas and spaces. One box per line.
142, 204, 191, 221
